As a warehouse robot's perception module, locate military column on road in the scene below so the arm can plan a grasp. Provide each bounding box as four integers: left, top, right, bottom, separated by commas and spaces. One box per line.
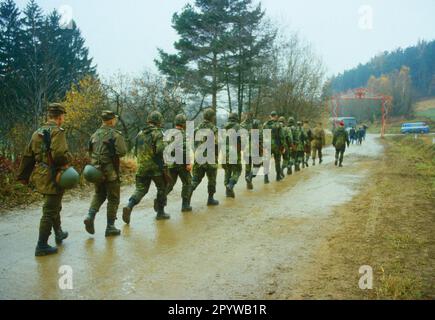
17, 105, 357, 257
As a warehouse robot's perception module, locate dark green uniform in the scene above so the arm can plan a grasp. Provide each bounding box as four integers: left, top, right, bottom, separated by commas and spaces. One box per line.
333, 126, 350, 167
17, 104, 71, 256
166, 118, 193, 212
223, 113, 242, 198
303, 123, 313, 167
191, 109, 219, 206
311, 125, 326, 165
85, 120, 127, 236
292, 122, 307, 171
263, 116, 285, 181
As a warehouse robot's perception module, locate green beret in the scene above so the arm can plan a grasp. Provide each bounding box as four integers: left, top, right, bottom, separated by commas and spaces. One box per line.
48, 103, 66, 114
101, 110, 118, 121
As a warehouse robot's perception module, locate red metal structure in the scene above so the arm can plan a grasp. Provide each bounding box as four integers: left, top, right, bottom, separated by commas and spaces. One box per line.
329, 88, 392, 138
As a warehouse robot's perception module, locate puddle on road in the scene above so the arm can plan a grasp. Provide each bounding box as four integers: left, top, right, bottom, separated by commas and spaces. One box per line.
0, 135, 383, 299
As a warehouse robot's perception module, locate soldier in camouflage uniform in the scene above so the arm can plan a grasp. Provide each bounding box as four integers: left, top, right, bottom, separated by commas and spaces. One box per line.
311, 122, 326, 166
263, 111, 286, 182
303, 120, 313, 168
278, 117, 294, 177
122, 111, 171, 223
84, 111, 127, 237
190, 108, 219, 206
287, 117, 297, 175
166, 114, 193, 212
293, 121, 307, 172
17, 103, 72, 256
333, 121, 350, 167
241, 112, 255, 190
222, 113, 243, 198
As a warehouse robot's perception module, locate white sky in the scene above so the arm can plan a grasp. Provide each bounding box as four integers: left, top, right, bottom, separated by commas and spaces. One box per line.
15, 0, 435, 77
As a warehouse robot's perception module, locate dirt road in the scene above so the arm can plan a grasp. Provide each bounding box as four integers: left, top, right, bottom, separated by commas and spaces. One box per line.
0, 135, 383, 300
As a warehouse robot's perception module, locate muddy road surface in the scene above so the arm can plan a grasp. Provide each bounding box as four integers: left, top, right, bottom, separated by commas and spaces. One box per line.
0, 135, 383, 299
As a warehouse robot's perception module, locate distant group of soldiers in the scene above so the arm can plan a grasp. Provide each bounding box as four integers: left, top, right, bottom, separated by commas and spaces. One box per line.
18, 104, 333, 257
349, 126, 367, 145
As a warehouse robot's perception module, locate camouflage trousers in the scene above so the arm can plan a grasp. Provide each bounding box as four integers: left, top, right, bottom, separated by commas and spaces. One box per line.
166, 166, 192, 200
223, 164, 242, 186
264, 151, 281, 176
335, 147, 346, 164
89, 180, 121, 221
295, 150, 305, 166
281, 150, 290, 170
191, 164, 218, 195
129, 175, 167, 209
312, 146, 323, 161
304, 144, 312, 162
39, 193, 64, 241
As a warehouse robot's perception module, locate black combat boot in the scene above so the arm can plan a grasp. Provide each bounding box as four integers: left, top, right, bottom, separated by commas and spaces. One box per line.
105, 218, 121, 237
54, 228, 69, 245
295, 164, 300, 172
226, 181, 236, 198
84, 210, 97, 235
264, 174, 270, 184
122, 199, 136, 224
156, 205, 171, 220
339, 161, 343, 168
207, 193, 219, 206
287, 166, 293, 175
335, 159, 338, 166
319, 158, 323, 164
181, 198, 192, 212
305, 159, 309, 168
35, 233, 57, 257
246, 174, 254, 190
312, 159, 316, 166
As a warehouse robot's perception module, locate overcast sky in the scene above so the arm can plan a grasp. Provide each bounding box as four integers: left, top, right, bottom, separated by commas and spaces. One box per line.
15, 0, 435, 78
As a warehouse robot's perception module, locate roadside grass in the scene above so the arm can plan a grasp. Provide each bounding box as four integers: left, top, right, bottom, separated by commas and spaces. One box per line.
296, 135, 434, 299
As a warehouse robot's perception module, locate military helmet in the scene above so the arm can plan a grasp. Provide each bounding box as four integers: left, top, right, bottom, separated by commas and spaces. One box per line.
83, 165, 103, 184
174, 114, 187, 126
101, 110, 118, 121
270, 111, 278, 117
297, 121, 303, 126
147, 111, 163, 125
228, 112, 239, 122
48, 103, 66, 116
252, 119, 262, 129
203, 108, 216, 122
278, 116, 286, 124
288, 117, 295, 125
58, 167, 79, 190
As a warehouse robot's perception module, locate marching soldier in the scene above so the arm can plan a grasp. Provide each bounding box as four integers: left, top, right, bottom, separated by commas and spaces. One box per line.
166, 114, 193, 212
223, 113, 243, 198
311, 122, 326, 166
279, 117, 293, 176
190, 108, 220, 206
241, 112, 255, 190
287, 117, 297, 175
122, 111, 171, 223
263, 111, 285, 182
83, 111, 127, 237
333, 120, 350, 167
17, 103, 74, 256
303, 120, 313, 168
293, 121, 307, 172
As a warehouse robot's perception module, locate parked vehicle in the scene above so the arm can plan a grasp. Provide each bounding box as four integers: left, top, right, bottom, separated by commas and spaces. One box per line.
401, 122, 430, 134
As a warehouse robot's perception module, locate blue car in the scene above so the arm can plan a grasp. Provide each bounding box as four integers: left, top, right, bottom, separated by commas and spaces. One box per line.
401, 122, 430, 134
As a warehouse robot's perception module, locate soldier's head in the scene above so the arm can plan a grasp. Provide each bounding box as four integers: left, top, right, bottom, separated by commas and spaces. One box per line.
270, 111, 278, 121
47, 103, 66, 126
243, 112, 253, 122
228, 112, 239, 123
203, 108, 216, 122
252, 119, 262, 129
288, 117, 295, 126
297, 121, 303, 127
278, 116, 287, 125
147, 111, 163, 127
174, 114, 187, 129
101, 110, 118, 127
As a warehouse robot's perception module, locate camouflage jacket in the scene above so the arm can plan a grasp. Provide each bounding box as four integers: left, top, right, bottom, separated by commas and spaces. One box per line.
167, 127, 190, 169
18, 120, 72, 195
194, 120, 218, 168
135, 125, 166, 177
312, 127, 326, 148
303, 125, 314, 146
293, 127, 308, 152
89, 125, 127, 182
263, 120, 285, 153
333, 127, 350, 149
223, 120, 242, 164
